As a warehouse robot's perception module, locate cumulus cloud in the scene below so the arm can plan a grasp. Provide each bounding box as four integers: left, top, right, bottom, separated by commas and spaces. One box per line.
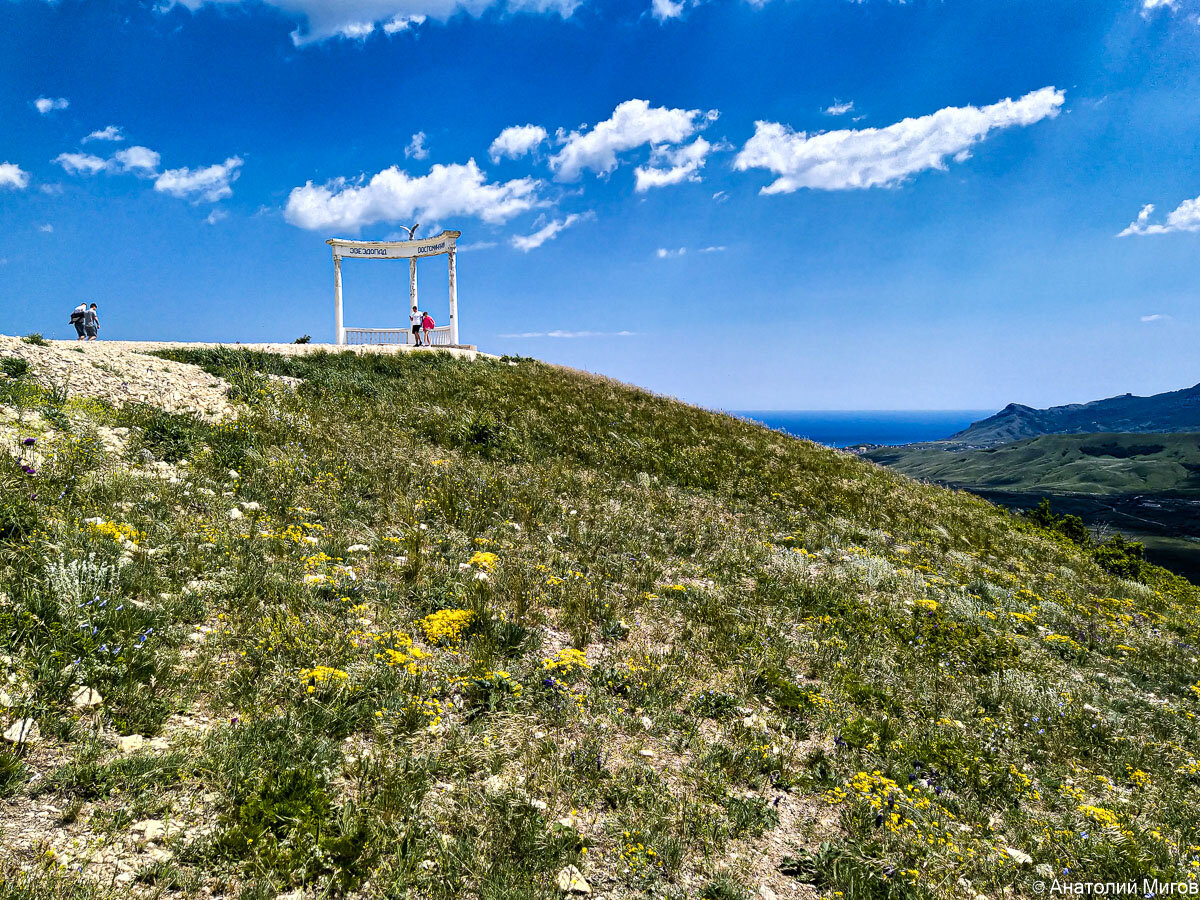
205, 208, 229, 225
169, 0, 578, 44
1142, 0, 1178, 10
1118, 196, 1200, 236
655, 247, 685, 258
734, 86, 1064, 193
0, 163, 30, 190
634, 137, 711, 191
650, 0, 683, 20
155, 157, 243, 202
499, 329, 635, 338
489, 124, 548, 162
286, 159, 541, 231
405, 132, 429, 160
115, 146, 162, 175
54, 152, 110, 175
549, 99, 717, 182
34, 96, 69, 115
84, 125, 125, 143
824, 100, 854, 116
511, 212, 588, 251
38, 224, 54, 233
383, 13, 425, 31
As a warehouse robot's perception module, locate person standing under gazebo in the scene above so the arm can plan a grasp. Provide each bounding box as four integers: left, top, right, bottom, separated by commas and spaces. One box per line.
410, 305, 423, 346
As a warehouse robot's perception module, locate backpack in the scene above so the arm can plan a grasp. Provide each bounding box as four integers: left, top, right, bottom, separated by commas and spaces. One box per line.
69, 306, 86, 324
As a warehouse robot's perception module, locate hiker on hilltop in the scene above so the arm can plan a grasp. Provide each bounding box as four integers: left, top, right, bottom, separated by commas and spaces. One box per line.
69, 302, 88, 340
83, 303, 100, 341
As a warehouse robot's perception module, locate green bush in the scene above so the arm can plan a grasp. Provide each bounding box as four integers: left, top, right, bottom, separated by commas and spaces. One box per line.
0, 357, 30, 379
1093, 533, 1145, 581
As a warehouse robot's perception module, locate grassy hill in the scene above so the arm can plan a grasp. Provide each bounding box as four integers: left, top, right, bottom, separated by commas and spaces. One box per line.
2, 348, 1200, 899
862, 432, 1200, 495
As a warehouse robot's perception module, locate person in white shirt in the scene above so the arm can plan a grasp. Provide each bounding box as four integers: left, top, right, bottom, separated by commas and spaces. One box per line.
69, 302, 88, 340
410, 306, 424, 346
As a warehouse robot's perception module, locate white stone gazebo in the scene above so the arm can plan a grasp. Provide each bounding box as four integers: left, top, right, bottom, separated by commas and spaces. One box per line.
327, 229, 462, 347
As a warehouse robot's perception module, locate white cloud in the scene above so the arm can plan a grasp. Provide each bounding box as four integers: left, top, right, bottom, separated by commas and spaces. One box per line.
40, 183, 64, 195
735, 86, 1065, 193
500, 329, 636, 338
405, 132, 429, 160
38, 224, 54, 233
455, 240, 498, 251
115, 145, 162, 175
170, 0, 578, 44
336, 20, 376, 37
511, 213, 588, 251
1118, 196, 1200, 236
650, 0, 683, 20
155, 157, 243, 202
549, 99, 716, 181
489, 124, 548, 162
84, 125, 126, 143
286, 159, 541, 231
205, 208, 229, 225
54, 152, 110, 175
712, 189, 728, 203
634, 137, 711, 191
699, 245, 725, 252
1142, 0, 1178, 10
655, 247, 685, 258
0, 163, 30, 190
383, 13, 425, 31
1140, 313, 1172, 322
824, 100, 854, 116
34, 97, 69, 115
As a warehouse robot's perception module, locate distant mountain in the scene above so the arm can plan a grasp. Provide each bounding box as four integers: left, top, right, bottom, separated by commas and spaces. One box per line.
949, 382, 1200, 447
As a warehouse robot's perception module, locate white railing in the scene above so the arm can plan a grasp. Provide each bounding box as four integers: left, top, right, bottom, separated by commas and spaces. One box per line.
343, 326, 454, 346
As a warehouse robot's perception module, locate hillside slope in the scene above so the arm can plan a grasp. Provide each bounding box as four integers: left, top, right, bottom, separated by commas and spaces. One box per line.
863, 432, 1200, 495
947, 382, 1200, 447
2, 345, 1199, 899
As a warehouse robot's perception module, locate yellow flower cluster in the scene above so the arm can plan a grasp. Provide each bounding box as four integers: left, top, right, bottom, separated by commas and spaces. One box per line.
620, 832, 658, 873
88, 520, 144, 545
543, 648, 590, 673
420, 609, 474, 645
1127, 767, 1153, 789
1079, 805, 1121, 827
366, 630, 430, 675
468, 551, 498, 571
298, 666, 349, 693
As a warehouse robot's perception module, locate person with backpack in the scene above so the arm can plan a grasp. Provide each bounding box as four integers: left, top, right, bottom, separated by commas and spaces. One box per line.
83, 303, 100, 341
421, 311, 435, 346
69, 302, 88, 340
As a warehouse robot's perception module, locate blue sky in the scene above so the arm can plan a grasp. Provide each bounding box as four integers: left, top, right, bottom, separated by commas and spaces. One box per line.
2, 0, 1199, 410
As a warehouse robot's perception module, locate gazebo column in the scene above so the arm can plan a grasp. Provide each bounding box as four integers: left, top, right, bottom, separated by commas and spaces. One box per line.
448, 249, 458, 346
408, 257, 418, 344
333, 255, 344, 345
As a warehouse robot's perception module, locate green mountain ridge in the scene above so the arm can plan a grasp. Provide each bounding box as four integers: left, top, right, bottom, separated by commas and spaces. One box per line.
947, 382, 1200, 447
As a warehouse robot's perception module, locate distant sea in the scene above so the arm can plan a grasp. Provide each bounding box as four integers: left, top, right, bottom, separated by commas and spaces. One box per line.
733, 410, 996, 448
